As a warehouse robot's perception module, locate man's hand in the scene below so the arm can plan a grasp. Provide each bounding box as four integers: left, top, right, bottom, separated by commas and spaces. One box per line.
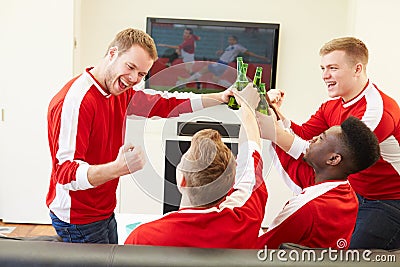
116, 144, 146, 176
233, 84, 260, 110
87, 143, 146, 187
255, 110, 279, 142
220, 85, 234, 103
201, 86, 234, 107
267, 89, 285, 108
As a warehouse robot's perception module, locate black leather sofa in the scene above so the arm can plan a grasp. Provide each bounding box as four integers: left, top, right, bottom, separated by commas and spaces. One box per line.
0, 236, 399, 267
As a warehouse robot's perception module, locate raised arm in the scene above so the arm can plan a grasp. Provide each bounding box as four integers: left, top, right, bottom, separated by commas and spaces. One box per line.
219, 83, 265, 209
243, 50, 269, 61
256, 111, 315, 190
200, 87, 234, 108
234, 84, 261, 147
157, 43, 179, 50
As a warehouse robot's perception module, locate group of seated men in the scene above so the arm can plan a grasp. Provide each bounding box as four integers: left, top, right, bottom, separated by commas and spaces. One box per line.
124, 84, 380, 249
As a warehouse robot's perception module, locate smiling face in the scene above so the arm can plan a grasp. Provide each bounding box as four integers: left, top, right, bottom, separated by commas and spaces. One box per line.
320, 50, 359, 101
103, 45, 154, 96
303, 126, 342, 171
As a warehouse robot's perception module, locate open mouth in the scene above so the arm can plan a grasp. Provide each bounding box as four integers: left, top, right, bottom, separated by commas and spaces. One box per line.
326, 81, 336, 89
118, 78, 130, 91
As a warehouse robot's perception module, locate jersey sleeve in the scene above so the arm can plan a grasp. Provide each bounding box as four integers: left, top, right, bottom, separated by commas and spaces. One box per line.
47, 93, 94, 191
126, 89, 203, 118
219, 141, 268, 225
237, 44, 248, 54
271, 142, 315, 192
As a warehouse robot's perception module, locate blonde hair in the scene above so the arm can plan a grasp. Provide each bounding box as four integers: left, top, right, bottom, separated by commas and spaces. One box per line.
178, 129, 236, 207
107, 28, 158, 60
319, 37, 368, 66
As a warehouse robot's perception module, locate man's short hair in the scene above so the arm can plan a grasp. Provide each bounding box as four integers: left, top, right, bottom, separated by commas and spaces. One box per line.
319, 37, 368, 66
185, 28, 194, 34
340, 116, 380, 174
178, 129, 236, 207
107, 28, 158, 60
230, 35, 238, 42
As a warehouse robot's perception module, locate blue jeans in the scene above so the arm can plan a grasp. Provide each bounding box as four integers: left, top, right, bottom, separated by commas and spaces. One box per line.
350, 194, 400, 249
50, 212, 118, 244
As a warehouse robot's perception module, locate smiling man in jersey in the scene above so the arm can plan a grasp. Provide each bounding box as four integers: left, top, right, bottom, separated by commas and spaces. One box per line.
254, 114, 380, 249
46, 28, 233, 244
125, 84, 267, 248
267, 37, 400, 249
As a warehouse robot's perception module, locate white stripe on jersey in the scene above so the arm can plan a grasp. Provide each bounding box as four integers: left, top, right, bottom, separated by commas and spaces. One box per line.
56, 73, 92, 165
267, 181, 348, 231
269, 143, 302, 194
361, 83, 383, 131
380, 136, 400, 175
51, 73, 94, 222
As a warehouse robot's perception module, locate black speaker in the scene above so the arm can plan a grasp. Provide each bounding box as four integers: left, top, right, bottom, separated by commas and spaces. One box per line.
177, 121, 240, 138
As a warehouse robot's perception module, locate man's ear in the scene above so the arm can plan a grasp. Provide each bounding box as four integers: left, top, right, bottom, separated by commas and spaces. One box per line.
180, 176, 187, 187
326, 153, 342, 166
108, 46, 119, 59
354, 63, 363, 76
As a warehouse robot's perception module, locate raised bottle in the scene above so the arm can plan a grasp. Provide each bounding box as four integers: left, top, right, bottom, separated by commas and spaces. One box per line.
256, 83, 270, 115
227, 58, 248, 110
252, 66, 263, 89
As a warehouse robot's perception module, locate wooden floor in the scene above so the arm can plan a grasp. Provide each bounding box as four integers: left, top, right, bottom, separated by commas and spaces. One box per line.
0, 220, 56, 238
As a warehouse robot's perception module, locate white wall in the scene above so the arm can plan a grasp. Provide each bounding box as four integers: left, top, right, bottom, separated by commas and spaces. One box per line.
0, 0, 74, 223
352, 0, 400, 102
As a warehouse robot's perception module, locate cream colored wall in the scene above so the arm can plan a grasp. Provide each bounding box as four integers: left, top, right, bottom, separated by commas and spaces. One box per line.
0, 0, 74, 223
353, 0, 400, 102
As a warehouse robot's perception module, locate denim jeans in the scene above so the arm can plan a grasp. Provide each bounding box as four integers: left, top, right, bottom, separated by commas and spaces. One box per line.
349, 194, 400, 249
50, 212, 118, 244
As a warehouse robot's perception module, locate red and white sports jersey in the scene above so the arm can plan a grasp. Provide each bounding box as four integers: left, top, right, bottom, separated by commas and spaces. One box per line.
179, 34, 200, 54
125, 142, 268, 249
257, 147, 358, 249
289, 81, 400, 199
46, 68, 203, 224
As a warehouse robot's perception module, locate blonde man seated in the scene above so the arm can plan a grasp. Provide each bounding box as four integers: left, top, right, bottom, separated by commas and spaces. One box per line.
125, 85, 267, 248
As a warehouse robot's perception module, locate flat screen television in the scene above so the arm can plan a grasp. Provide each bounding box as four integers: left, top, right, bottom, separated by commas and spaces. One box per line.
146, 17, 280, 93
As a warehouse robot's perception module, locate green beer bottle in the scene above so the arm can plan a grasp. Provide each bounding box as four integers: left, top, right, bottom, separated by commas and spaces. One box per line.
252, 66, 263, 88
228, 58, 248, 110
236, 63, 249, 90
256, 83, 270, 115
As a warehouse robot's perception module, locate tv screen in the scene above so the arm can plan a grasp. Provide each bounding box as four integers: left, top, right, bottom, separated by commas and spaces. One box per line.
146, 17, 280, 93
